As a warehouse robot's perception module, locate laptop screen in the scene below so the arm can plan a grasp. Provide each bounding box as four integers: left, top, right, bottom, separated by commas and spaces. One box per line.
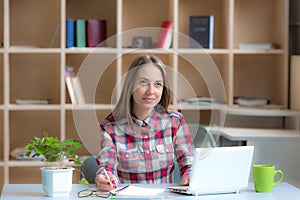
189, 146, 254, 194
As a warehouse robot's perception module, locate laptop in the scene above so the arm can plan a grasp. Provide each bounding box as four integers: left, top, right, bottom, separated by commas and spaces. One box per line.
167, 146, 254, 196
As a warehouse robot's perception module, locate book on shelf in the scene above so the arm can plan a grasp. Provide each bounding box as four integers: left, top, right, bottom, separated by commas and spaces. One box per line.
66, 19, 75, 48
180, 97, 218, 105
234, 96, 270, 107
189, 15, 214, 49
76, 19, 87, 47
49, 22, 60, 48
155, 21, 173, 49
10, 45, 40, 49
65, 66, 86, 104
65, 76, 77, 104
86, 19, 107, 47
239, 43, 279, 50
65, 66, 77, 103
15, 99, 50, 105
73, 76, 86, 104
11, 147, 43, 160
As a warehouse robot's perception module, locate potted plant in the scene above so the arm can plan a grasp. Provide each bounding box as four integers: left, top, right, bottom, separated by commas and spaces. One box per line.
25, 132, 84, 197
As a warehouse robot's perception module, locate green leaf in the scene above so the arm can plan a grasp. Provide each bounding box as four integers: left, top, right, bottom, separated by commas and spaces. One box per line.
79, 178, 89, 185
25, 152, 31, 157
24, 132, 83, 166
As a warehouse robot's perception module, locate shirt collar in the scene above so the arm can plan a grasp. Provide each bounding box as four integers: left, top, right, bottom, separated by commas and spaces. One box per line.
135, 109, 164, 128
114, 109, 167, 137
131, 109, 166, 136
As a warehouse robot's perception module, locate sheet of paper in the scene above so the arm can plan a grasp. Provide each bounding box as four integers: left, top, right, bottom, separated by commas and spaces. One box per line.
116, 185, 164, 197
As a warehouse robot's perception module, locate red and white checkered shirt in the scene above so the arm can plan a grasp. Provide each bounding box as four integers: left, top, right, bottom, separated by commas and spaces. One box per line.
97, 110, 194, 184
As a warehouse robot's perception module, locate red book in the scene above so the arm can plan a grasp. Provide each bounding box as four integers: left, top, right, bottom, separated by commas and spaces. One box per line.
87, 19, 107, 47
155, 21, 172, 49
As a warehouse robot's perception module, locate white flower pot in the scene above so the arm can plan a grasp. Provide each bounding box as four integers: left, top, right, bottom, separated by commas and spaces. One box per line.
40, 167, 74, 197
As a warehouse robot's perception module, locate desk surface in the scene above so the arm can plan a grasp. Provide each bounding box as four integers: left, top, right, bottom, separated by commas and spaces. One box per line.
216, 127, 300, 141
1, 182, 300, 200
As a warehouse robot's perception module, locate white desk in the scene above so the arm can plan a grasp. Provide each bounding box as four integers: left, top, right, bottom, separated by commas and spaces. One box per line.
216, 127, 300, 189
219, 127, 300, 141
1, 183, 300, 200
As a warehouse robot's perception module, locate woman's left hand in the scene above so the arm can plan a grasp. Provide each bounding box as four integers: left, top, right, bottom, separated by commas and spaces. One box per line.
181, 177, 190, 186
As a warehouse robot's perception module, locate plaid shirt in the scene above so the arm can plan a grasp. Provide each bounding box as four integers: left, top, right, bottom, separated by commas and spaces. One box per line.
97, 109, 194, 184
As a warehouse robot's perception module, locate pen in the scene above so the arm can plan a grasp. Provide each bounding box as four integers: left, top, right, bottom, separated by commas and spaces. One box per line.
111, 184, 129, 196
102, 168, 114, 188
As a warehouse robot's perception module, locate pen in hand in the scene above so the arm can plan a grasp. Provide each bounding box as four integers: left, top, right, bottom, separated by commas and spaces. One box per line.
102, 168, 116, 189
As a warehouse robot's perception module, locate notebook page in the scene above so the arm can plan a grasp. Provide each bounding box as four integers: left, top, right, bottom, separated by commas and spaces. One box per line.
116, 185, 164, 197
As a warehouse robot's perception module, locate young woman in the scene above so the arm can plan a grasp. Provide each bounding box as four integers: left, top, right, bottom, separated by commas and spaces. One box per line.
95, 55, 194, 191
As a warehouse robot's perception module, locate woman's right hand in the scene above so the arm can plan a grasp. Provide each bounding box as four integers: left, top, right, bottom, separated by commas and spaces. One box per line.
95, 173, 117, 191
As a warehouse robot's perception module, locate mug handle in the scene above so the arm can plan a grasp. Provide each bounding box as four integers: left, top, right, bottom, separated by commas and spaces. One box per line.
273, 170, 284, 187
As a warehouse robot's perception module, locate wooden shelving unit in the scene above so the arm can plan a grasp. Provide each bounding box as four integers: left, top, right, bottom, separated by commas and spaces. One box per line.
0, 0, 291, 191
289, 0, 300, 110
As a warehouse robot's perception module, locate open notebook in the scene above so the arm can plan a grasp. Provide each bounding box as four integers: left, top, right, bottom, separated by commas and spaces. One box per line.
167, 146, 254, 195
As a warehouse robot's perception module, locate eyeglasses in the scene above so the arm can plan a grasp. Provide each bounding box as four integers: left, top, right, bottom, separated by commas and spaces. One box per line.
78, 185, 129, 198
137, 79, 164, 88
78, 189, 112, 198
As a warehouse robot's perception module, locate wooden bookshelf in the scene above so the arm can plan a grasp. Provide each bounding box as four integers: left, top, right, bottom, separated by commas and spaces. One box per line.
0, 0, 293, 190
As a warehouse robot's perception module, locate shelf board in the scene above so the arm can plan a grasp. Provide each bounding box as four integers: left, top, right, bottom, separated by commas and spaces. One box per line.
121, 48, 230, 54
226, 106, 300, 117
8, 160, 85, 167
175, 103, 226, 110
65, 47, 118, 54
233, 49, 284, 54
178, 48, 230, 54
4, 48, 285, 55
65, 103, 115, 110
8, 104, 62, 110
9, 47, 61, 54
121, 48, 174, 54
8, 160, 45, 167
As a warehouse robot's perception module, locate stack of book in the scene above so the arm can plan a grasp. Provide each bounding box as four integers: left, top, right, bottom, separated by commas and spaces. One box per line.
180, 97, 218, 105
234, 96, 270, 107
66, 19, 107, 48
15, 99, 49, 105
11, 147, 44, 160
239, 43, 279, 50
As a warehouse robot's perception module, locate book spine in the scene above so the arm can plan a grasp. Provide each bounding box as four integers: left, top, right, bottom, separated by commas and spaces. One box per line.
76, 19, 87, 47
189, 16, 214, 49
73, 76, 85, 104
65, 76, 77, 104
87, 19, 107, 47
208, 16, 214, 49
66, 19, 75, 48
155, 21, 172, 49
